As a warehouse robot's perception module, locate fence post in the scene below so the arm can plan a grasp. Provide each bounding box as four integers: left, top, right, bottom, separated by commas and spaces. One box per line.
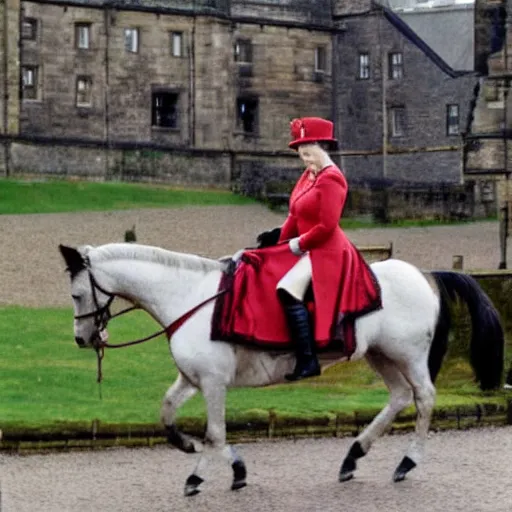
452, 255, 464, 270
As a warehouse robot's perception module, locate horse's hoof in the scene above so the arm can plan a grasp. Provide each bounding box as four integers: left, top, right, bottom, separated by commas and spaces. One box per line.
339, 471, 354, 483
339, 454, 357, 483
184, 475, 203, 497
393, 456, 416, 482
231, 460, 247, 491
231, 480, 247, 491
393, 470, 406, 483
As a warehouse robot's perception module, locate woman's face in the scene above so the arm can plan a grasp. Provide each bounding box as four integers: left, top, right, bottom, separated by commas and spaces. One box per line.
297, 144, 325, 171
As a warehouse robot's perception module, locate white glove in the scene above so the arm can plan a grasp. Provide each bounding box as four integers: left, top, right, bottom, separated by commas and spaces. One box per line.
231, 249, 246, 263
289, 237, 305, 256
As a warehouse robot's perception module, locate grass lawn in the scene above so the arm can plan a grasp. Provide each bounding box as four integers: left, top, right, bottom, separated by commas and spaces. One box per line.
0, 178, 507, 431
0, 179, 256, 215
0, 306, 507, 430
1, 178, 497, 229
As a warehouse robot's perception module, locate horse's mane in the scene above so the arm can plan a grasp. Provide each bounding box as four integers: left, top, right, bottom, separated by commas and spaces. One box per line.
81, 243, 224, 274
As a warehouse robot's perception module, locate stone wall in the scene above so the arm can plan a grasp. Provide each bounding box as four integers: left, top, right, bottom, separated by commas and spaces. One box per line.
6, 139, 234, 186
341, 149, 464, 184
232, 0, 333, 26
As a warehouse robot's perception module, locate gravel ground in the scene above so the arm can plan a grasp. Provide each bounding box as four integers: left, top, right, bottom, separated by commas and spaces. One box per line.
1, 427, 512, 512
0, 205, 504, 307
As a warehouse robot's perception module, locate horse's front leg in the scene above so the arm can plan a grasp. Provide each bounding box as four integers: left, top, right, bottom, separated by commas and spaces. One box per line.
161, 372, 201, 453
184, 379, 247, 497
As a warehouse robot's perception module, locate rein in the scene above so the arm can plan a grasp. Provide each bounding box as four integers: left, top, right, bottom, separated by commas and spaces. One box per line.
78, 268, 228, 384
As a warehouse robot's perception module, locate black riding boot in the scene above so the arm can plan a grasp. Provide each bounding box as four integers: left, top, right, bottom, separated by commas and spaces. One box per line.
283, 302, 321, 381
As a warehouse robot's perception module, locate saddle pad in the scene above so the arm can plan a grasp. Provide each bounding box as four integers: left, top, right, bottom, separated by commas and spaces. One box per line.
210, 244, 355, 356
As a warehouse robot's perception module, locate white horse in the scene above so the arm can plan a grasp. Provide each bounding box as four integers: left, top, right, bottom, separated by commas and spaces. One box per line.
58, 243, 503, 496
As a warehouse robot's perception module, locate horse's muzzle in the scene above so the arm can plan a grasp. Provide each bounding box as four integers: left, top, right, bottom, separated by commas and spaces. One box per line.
75, 336, 87, 348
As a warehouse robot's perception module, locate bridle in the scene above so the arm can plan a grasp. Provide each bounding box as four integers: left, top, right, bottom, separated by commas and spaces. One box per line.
76, 265, 228, 383
74, 269, 142, 348
74, 271, 131, 336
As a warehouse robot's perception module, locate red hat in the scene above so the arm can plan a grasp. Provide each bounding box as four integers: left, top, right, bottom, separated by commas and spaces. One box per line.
289, 117, 337, 150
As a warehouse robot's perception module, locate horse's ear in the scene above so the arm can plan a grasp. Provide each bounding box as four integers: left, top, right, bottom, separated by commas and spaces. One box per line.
59, 244, 86, 276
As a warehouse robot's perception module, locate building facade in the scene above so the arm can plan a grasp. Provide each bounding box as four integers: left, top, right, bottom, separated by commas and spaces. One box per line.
334, 0, 478, 185
0, 0, 480, 192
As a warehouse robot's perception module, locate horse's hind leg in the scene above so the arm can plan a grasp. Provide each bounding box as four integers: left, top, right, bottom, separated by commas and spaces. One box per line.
160, 372, 200, 453
393, 360, 436, 482
184, 379, 247, 497
340, 352, 413, 482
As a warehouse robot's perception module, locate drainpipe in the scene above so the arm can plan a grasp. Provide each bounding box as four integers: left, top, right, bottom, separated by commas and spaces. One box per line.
499, 3, 509, 269
379, 8, 387, 180
189, 15, 196, 146
331, 29, 340, 168
2, 0, 12, 176
104, 8, 111, 179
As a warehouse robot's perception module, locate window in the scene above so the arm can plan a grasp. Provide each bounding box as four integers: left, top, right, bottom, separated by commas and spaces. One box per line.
171, 32, 183, 57
22, 66, 38, 100
389, 52, 403, 79
76, 76, 92, 106
315, 46, 326, 73
152, 91, 179, 128
447, 104, 460, 136
22, 18, 37, 40
75, 23, 91, 49
359, 53, 370, 79
236, 97, 258, 134
390, 107, 406, 137
124, 28, 139, 53
234, 39, 252, 64
234, 39, 253, 77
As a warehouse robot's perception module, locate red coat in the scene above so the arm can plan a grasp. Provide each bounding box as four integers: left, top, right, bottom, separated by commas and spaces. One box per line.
278, 165, 381, 343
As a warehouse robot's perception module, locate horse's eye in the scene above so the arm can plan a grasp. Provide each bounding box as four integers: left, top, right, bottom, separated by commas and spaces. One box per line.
72, 295, 81, 301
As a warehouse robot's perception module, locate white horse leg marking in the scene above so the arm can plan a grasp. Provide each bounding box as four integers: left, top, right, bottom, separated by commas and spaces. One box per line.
339, 351, 413, 482
161, 372, 200, 453
393, 358, 436, 481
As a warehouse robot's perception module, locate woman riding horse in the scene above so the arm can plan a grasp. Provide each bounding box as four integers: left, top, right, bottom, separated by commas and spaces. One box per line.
257, 117, 381, 381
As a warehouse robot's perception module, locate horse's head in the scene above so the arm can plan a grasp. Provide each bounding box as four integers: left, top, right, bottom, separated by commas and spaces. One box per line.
59, 244, 111, 349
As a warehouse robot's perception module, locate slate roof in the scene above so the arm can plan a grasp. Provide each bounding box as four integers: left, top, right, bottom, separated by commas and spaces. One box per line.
379, 3, 474, 77
398, 6, 475, 72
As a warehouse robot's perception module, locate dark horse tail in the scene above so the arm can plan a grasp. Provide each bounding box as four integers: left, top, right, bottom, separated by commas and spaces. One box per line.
429, 271, 504, 391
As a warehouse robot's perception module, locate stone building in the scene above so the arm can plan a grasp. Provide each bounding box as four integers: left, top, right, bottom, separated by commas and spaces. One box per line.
334, 0, 478, 185
0, 0, 481, 196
